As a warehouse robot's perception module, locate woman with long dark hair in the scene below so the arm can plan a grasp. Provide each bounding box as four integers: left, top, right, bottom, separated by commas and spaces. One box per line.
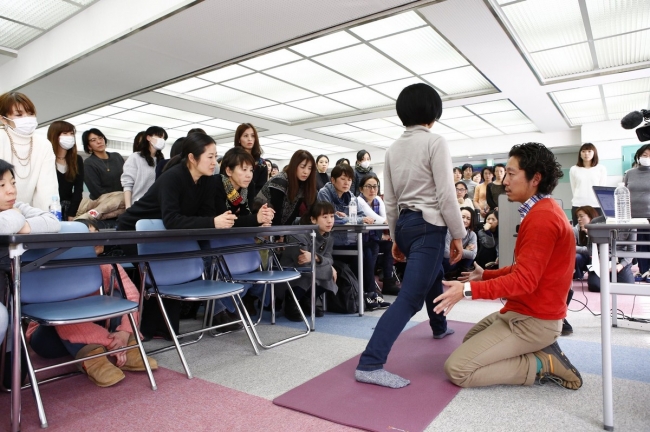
121, 126, 167, 208
47, 121, 84, 220
256, 150, 316, 225
234, 123, 268, 206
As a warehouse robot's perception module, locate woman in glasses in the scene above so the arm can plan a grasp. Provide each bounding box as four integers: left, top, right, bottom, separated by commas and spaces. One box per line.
454, 181, 475, 209
357, 174, 399, 295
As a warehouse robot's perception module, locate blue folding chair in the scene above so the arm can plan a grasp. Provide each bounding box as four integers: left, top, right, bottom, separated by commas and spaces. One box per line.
207, 236, 309, 349
135, 220, 258, 379
19, 222, 156, 429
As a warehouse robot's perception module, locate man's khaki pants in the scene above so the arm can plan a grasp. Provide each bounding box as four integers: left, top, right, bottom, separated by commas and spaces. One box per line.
444, 311, 561, 387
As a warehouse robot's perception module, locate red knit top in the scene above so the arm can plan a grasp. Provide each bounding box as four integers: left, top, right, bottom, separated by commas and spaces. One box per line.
471, 198, 574, 320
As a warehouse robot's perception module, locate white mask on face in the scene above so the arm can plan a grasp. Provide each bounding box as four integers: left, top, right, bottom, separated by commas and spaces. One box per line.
153, 137, 166, 151
360, 161, 371, 169
4, 116, 38, 136
59, 135, 76, 150
639, 157, 650, 167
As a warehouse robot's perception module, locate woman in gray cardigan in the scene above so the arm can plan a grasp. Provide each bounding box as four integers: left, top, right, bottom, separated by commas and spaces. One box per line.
280, 202, 337, 321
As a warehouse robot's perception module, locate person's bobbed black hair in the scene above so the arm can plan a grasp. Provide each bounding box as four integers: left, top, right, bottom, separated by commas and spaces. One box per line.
396, 83, 443, 127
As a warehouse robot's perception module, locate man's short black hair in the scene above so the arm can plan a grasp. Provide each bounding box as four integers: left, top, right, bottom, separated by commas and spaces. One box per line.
396, 83, 443, 127
331, 164, 355, 180
508, 143, 563, 195
461, 163, 473, 172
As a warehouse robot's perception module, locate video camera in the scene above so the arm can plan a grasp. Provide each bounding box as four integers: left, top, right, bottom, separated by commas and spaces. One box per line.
621, 109, 650, 141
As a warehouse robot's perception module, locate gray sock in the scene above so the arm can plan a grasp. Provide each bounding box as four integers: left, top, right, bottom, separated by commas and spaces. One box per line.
433, 328, 455, 339
355, 369, 410, 388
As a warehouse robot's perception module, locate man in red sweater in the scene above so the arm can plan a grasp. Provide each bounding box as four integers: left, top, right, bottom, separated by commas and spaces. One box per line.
434, 143, 582, 390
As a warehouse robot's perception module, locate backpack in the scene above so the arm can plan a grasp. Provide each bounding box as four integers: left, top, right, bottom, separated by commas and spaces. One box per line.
326, 261, 359, 314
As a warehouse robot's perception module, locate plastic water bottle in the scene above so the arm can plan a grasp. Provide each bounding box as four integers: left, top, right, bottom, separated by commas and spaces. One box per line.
49, 195, 62, 221
614, 182, 631, 223
348, 196, 357, 225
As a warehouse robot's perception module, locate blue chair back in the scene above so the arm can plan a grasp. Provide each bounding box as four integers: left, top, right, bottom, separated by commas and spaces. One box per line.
135, 219, 205, 285
21, 222, 103, 304
208, 237, 262, 275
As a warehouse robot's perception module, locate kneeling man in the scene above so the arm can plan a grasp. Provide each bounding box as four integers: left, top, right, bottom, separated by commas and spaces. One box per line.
435, 142, 582, 390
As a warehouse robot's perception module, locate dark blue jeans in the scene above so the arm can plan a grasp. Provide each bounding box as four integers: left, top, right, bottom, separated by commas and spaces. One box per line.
575, 253, 590, 279
357, 211, 447, 370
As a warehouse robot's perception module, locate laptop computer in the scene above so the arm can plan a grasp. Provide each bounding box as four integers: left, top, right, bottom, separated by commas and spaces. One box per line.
592, 186, 649, 224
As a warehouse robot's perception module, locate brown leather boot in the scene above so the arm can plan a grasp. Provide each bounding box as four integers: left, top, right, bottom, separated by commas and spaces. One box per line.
121, 336, 158, 372
76, 345, 125, 387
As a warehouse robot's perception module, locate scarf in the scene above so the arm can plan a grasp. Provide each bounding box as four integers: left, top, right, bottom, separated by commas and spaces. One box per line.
256, 171, 305, 224
355, 161, 372, 174
222, 175, 248, 211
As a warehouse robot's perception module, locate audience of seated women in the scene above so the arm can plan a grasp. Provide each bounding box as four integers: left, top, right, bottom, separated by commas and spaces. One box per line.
47, 121, 84, 220
280, 201, 337, 321
121, 126, 167, 208
0, 92, 58, 211
442, 206, 477, 277
117, 133, 235, 339
356, 173, 399, 295
256, 150, 317, 226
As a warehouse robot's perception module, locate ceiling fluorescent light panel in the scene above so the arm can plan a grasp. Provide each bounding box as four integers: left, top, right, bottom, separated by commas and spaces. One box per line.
586, 0, 650, 39
200, 118, 241, 130
265, 60, 361, 95
327, 88, 394, 110
313, 124, 361, 135
290, 31, 360, 57
552, 86, 601, 103
186, 85, 276, 110
594, 30, 650, 69
252, 105, 317, 121
287, 96, 355, 116
422, 66, 493, 95
162, 77, 212, 94
465, 100, 516, 114
560, 99, 605, 118
602, 77, 650, 97
530, 43, 593, 79
135, 104, 212, 122
222, 73, 316, 103
348, 119, 395, 130
371, 77, 424, 99
371, 27, 468, 75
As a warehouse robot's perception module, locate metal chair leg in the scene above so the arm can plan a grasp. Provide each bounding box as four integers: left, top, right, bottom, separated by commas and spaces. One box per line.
155, 295, 193, 379
20, 329, 47, 428
270, 283, 276, 324
127, 313, 157, 391
232, 295, 259, 355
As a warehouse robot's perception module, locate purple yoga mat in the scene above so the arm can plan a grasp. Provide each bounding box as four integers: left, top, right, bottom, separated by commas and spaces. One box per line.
273, 320, 475, 432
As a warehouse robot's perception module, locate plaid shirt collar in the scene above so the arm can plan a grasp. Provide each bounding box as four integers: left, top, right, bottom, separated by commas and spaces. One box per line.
518, 193, 551, 221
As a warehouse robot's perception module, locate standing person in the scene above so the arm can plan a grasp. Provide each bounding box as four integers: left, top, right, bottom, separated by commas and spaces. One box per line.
121, 126, 167, 208
624, 144, 650, 280
486, 163, 506, 211
473, 166, 494, 219
357, 173, 399, 295
453, 167, 462, 183
355, 83, 465, 389
315, 154, 330, 191
234, 123, 268, 207
47, 121, 84, 220
156, 138, 185, 179
256, 150, 317, 226
0, 92, 58, 211
460, 163, 477, 200
82, 128, 125, 200
351, 150, 372, 196
570, 143, 607, 225
435, 143, 582, 391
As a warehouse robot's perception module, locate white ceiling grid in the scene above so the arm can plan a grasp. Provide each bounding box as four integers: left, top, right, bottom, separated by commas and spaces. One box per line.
0, 0, 99, 49
489, 0, 650, 81
154, 11, 496, 125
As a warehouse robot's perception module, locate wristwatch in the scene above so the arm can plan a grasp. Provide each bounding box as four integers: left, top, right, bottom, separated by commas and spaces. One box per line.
463, 282, 472, 298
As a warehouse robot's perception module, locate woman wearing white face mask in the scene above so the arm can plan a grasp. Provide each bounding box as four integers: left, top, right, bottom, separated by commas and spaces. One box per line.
47, 121, 84, 220
352, 149, 372, 197
624, 144, 650, 279
569, 143, 607, 225
121, 126, 167, 208
0, 92, 58, 211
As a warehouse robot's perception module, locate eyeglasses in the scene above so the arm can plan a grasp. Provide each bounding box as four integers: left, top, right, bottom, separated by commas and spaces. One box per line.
455, 188, 467, 192
363, 185, 378, 190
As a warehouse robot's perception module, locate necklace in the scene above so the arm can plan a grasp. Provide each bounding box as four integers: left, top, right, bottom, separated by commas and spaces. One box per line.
96, 154, 110, 171
5, 129, 33, 179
